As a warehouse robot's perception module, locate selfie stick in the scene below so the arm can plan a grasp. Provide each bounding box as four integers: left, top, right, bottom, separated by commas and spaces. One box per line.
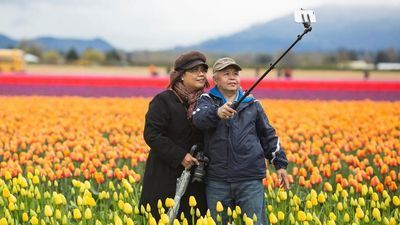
231, 13, 313, 110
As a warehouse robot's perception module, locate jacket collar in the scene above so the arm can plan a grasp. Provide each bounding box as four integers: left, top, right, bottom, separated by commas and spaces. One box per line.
209, 86, 254, 104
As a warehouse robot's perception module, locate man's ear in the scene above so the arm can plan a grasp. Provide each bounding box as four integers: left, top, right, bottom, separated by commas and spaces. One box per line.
212, 74, 217, 85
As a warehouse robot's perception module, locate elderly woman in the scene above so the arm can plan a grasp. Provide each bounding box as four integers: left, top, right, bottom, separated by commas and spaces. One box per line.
140, 51, 209, 222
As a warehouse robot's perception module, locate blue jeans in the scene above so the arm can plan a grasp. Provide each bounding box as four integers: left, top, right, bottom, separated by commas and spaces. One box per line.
206, 179, 267, 225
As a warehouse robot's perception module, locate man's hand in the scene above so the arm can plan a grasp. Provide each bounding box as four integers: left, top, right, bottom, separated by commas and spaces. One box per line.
217, 102, 237, 120
181, 153, 199, 169
277, 168, 290, 190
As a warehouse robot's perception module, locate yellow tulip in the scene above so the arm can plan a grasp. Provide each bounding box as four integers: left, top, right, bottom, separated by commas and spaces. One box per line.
165, 198, 174, 208
196, 217, 204, 225
157, 199, 163, 209
358, 198, 365, 207
327, 220, 335, 225
148, 217, 157, 225
306, 200, 312, 209
389, 218, 396, 225
55, 209, 61, 220
341, 190, 348, 198
306, 212, 313, 221
289, 213, 295, 224
127, 218, 135, 225
4, 171, 11, 180
124, 203, 133, 214
84, 208, 92, 220
269, 213, 278, 224
278, 190, 287, 201
216, 201, 223, 213
114, 215, 123, 225
32, 176, 40, 185
356, 207, 364, 219
344, 213, 350, 222
235, 205, 242, 215
317, 193, 326, 203
372, 193, 379, 201
227, 207, 232, 216
0, 218, 7, 225
393, 196, 400, 206
54, 193, 63, 205
297, 211, 306, 222
361, 185, 368, 196
161, 214, 169, 224
337, 202, 343, 211
2, 188, 10, 198
336, 183, 343, 192
311, 196, 318, 206
372, 208, 381, 219
207, 217, 216, 225
329, 212, 336, 221
185, 196, 195, 208
245, 217, 254, 225
232, 211, 237, 219
277, 211, 285, 221
117, 200, 124, 210
383, 217, 390, 225
364, 215, 370, 223
44, 205, 53, 217
30, 216, 39, 225
146, 203, 151, 212
173, 219, 180, 225
17, 176, 27, 188
77, 196, 83, 206
73, 208, 82, 220
22, 212, 29, 222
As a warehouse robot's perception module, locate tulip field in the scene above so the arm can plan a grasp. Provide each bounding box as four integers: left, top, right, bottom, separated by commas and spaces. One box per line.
0, 96, 399, 225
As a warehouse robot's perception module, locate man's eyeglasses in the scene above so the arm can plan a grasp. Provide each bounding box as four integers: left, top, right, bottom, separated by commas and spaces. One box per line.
187, 66, 208, 74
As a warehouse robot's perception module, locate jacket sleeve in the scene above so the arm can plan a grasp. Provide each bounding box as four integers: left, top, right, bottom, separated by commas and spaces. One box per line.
143, 94, 187, 168
255, 101, 289, 170
192, 94, 220, 130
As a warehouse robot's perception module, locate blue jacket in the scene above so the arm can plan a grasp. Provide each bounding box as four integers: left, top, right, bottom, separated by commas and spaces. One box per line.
192, 87, 288, 182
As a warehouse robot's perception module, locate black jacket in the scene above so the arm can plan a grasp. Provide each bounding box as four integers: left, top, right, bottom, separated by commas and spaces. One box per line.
192, 87, 288, 182
140, 90, 207, 221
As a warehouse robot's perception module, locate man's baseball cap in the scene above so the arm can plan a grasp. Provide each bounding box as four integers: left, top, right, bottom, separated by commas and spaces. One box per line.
212, 57, 242, 73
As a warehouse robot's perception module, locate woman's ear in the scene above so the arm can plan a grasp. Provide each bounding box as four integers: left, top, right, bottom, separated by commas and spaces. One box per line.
181, 72, 187, 82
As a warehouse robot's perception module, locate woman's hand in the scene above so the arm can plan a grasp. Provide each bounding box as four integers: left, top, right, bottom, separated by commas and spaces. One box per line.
181, 153, 199, 169
217, 102, 237, 120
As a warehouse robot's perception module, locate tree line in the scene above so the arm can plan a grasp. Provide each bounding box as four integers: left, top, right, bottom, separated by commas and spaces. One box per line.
17, 43, 400, 69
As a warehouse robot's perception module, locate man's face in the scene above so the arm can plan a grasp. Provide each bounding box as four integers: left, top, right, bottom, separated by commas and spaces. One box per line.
214, 66, 240, 93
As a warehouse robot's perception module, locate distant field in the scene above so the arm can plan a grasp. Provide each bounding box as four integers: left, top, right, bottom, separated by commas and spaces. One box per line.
26, 64, 400, 80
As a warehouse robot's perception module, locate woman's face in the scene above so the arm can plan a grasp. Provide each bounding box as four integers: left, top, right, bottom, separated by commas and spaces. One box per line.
182, 65, 208, 92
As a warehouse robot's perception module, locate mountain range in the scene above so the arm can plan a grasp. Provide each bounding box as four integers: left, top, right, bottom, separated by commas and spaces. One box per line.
0, 4, 399, 54
0, 35, 114, 53
184, 4, 400, 53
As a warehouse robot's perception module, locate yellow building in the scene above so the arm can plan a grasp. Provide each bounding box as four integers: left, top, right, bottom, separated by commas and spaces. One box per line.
0, 49, 26, 73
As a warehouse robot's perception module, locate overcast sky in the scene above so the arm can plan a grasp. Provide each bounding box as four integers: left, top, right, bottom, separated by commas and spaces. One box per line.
0, 0, 398, 51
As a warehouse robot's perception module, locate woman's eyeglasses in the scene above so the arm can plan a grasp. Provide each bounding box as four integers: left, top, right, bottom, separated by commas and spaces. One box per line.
187, 66, 208, 74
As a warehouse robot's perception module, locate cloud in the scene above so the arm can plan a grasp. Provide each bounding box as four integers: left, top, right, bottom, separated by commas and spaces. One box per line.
0, 0, 398, 50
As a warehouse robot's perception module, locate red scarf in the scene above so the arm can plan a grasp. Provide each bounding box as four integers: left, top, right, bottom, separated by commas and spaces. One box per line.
171, 82, 204, 120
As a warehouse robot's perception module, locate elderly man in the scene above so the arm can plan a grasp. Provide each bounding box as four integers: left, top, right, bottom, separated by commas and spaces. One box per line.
192, 57, 290, 225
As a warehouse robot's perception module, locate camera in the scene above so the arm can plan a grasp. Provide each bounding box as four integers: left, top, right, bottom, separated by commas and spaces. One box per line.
190, 145, 210, 183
